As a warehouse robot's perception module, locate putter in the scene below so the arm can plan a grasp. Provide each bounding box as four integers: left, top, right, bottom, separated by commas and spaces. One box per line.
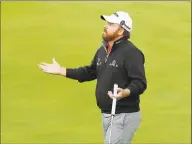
108, 84, 118, 144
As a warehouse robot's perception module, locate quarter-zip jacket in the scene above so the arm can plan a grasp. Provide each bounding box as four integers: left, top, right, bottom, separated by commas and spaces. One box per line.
66, 37, 147, 114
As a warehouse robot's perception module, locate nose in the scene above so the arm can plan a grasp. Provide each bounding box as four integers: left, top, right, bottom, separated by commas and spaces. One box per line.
104, 24, 108, 30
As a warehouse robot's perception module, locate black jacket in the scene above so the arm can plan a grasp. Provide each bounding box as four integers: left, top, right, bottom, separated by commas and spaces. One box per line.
66, 37, 147, 114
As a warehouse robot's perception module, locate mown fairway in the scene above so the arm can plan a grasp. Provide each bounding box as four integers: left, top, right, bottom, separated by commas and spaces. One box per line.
1, 1, 191, 144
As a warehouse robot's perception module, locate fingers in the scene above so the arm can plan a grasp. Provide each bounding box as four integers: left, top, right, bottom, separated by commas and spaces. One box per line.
38, 64, 52, 74
108, 91, 118, 99
108, 87, 123, 100
38, 63, 49, 71
42, 68, 49, 73
40, 62, 47, 66
117, 88, 123, 92
38, 62, 50, 67
38, 60, 53, 70
38, 64, 46, 69
38, 58, 57, 74
109, 88, 122, 95
108, 91, 113, 97
52, 57, 57, 64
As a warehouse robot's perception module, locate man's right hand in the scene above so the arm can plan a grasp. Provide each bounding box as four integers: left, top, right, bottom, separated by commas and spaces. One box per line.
38, 58, 66, 76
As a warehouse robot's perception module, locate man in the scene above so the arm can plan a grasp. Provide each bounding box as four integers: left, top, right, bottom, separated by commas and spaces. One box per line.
38, 11, 147, 144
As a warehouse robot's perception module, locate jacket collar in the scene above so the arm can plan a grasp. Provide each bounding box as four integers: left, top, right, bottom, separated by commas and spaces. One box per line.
113, 36, 128, 45
102, 36, 128, 53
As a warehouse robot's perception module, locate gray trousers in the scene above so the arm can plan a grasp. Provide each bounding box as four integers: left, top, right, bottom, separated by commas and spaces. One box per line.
101, 111, 141, 144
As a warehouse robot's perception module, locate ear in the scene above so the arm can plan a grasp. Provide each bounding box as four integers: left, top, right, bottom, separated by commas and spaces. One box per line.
118, 27, 125, 36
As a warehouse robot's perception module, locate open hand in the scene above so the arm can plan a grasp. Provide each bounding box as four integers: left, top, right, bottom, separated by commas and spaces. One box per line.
38, 58, 61, 75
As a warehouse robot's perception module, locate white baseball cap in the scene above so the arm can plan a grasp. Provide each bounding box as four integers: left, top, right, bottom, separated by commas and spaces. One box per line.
100, 11, 132, 32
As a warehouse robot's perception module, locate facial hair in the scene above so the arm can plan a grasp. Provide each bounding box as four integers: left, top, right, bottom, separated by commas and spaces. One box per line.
102, 28, 119, 41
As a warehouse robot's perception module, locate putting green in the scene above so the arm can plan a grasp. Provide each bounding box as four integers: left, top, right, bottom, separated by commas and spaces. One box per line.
1, 1, 191, 143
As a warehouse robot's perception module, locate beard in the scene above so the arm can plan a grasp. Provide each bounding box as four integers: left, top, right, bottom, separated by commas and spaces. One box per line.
102, 29, 119, 41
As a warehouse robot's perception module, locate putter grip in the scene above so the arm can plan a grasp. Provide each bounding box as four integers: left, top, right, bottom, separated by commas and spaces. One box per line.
111, 84, 118, 115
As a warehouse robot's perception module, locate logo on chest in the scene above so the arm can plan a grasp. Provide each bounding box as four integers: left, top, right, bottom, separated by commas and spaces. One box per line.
109, 60, 118, 67
97, 57, 119, 68
97, 58, 102, 66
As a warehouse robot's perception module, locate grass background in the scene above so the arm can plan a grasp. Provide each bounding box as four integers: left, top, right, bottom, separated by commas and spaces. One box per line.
1, 1, 191, 144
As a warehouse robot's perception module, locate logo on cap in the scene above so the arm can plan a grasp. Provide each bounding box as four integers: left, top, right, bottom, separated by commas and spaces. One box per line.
113, 13, 119, 17
120, 20, 125, 25
120, 20, 130, 30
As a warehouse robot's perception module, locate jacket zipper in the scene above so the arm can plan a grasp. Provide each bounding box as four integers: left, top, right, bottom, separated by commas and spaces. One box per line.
102, 43, 112, 63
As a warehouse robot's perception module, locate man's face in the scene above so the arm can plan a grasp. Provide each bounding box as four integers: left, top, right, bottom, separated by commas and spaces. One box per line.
102, 22, 122, 41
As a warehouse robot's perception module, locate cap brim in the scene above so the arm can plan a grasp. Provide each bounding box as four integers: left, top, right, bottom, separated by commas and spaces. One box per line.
100, 15, 106, 20
100, 15, 119, 24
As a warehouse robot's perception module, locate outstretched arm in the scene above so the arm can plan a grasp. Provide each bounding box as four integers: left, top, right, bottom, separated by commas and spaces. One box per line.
38, 52, 97, 83
66, 56, 97, 82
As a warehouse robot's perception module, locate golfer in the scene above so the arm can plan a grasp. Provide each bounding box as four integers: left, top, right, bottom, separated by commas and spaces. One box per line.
38, 11, 147, 144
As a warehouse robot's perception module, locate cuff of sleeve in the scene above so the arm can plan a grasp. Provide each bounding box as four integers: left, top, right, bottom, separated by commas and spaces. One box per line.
127, 84, 138, 96
66, 68, 75, 79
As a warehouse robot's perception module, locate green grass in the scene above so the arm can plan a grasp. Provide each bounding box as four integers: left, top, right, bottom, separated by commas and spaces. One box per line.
1, 1, 191, 144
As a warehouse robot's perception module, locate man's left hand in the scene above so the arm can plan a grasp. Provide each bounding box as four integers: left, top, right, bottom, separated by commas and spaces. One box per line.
108, 88, 131, 100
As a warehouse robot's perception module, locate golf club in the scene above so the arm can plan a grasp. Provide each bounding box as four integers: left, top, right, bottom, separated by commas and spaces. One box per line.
108, 84, 118, 144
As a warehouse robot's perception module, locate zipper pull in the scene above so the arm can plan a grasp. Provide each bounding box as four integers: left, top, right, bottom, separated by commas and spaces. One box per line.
105, 55, 108, 63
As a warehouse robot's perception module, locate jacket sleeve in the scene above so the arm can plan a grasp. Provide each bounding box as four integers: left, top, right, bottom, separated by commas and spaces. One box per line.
125, 49, 147, 96
65, 51, 98, 83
